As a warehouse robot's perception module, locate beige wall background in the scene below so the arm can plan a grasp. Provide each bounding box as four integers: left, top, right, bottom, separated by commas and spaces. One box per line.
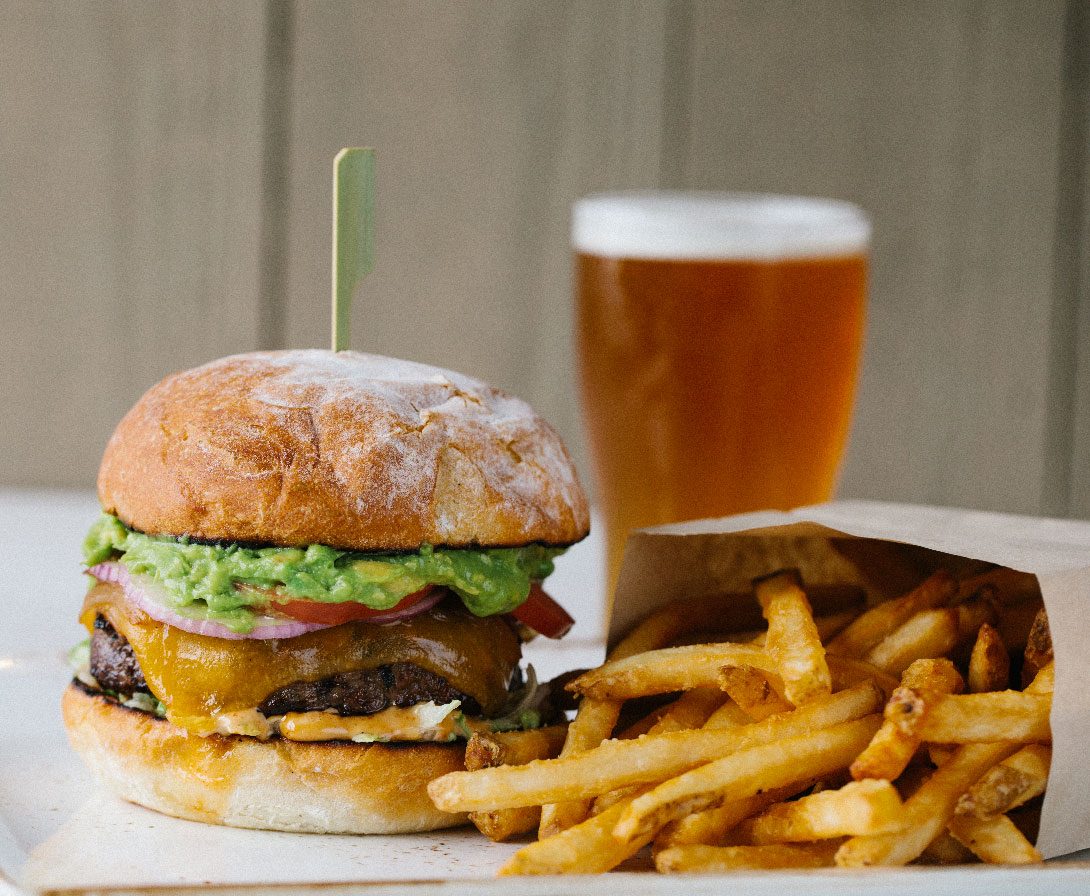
2, 1, 1088, 521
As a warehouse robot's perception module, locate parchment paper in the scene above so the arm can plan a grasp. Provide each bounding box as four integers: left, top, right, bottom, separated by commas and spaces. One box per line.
608, 499, 1090, 859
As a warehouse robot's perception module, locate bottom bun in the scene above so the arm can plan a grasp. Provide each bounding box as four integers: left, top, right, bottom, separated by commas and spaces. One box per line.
61, 681, 469, 834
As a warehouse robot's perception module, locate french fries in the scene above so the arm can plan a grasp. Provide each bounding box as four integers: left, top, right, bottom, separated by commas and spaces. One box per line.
967, 622, 1009, 693
828, 569, 955, 658
850, 658, 964, 781
865, 608, 959, 675
499, 788, 654, 874
717, 665, 792, 720
428, 681, 883, 812
463, 725, 568, 842
1022, 607, 1053, 687
754, 569, 831, 705
567, 642, 776, 701
947, 812, 1042, 864
613, 715, 882, 844
738, 779, 905, 842
653, 783, 812, 849
656, 842, 841, 873
427, 565, 1057, 874
956, 744, 1051, 818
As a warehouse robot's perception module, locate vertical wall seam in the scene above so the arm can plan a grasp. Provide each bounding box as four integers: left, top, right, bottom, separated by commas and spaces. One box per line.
1042, 0, 1088, 518
257, 0, 294, 350
660, 0, 693, 188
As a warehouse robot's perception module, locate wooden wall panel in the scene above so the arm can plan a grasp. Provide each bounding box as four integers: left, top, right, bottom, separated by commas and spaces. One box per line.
0, 2, 268, 488
283, 1, 671, 477
674, 1, 1069, 516
0, 0, 1085, 526
1051, 0, 1090, 519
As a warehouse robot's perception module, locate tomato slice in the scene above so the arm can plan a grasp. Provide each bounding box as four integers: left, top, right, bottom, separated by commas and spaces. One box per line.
241, 584, 439, 626
511, 583, 574, 639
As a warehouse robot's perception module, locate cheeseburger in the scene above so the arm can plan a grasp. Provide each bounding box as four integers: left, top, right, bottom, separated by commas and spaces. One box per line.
63, 350, 589, 833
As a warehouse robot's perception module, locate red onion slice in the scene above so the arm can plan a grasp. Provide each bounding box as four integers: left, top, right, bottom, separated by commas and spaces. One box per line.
86, 562, 329, 640
365, 586, 445, 623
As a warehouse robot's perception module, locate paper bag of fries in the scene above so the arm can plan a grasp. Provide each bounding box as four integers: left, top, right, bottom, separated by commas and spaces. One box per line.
428, 500, 1090, 873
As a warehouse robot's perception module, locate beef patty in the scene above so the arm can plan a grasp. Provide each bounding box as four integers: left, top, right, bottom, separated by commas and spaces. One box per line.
88, 615, 479, 717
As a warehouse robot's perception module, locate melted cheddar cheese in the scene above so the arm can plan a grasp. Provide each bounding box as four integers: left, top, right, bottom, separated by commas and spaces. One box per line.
81, 582, 521, 736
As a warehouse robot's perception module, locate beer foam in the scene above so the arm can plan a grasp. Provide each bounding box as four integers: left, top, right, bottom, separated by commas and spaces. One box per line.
572, 192, 870, 260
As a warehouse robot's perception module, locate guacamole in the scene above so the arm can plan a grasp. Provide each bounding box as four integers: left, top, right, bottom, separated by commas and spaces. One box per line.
84, 513, 562, 634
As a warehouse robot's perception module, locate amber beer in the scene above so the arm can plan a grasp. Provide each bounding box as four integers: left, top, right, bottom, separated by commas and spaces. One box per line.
574, 193, 869, 589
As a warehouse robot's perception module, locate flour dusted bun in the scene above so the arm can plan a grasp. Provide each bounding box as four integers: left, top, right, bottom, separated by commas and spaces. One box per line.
97, 350, 589, 550
62, 682, 467, 834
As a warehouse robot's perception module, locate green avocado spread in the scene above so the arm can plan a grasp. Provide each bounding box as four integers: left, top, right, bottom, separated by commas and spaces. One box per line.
83, 513, 562, 634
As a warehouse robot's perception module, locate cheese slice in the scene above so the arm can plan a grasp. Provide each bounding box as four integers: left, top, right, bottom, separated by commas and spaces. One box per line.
81, 581, 520, 735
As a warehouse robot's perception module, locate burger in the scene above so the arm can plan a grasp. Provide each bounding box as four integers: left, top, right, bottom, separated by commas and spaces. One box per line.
62, 349, 589, 834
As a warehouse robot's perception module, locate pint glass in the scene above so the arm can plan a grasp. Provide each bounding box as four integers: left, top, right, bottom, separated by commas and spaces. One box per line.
573, 192, 869, 590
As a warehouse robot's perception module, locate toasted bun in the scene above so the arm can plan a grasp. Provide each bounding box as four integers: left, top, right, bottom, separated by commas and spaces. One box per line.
97, 350, 589, 550
62, 682, 468, 834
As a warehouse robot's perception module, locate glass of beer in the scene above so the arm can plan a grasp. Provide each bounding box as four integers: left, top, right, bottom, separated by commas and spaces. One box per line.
573, 192, 869, 591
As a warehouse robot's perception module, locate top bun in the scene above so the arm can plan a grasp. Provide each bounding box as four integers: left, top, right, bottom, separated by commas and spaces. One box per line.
98, 350, 590, 550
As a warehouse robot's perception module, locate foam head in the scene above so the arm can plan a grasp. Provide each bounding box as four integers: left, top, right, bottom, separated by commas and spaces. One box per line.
572, 191, 870, 261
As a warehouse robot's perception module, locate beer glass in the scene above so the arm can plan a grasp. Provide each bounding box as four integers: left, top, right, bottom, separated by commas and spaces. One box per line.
573, 192, 869, 590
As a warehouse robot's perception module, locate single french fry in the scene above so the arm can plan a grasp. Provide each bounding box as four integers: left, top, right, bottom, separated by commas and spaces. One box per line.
835, 740, 1021, 866
741, 610, 859, 649
464, 725, 568, 842
500, 788, 654, 875
468, 725, 569, 766
956, 744, 1051, 818
851, 658, 964, 781
901, 657, 965, 693
612, 715, 881, 845
568, 643, 897, 703
755, 569, 832, 705
849, 708, 922, 783
827, 656, 901, 697
813, 610, 864, 645
616, 703, 674, 740
655, 841, 840, 873
652, 783, 813, 850
929, 744, 956, 767
429, 682, 883, 813
1026, 660, 1054, 694
967, 622, 1010, 693
718, 665, 793, 720
567, 642, 776, 701
947, 812, 1043, 864
738, 779, 905, 843
828, 570, 956, 658
1022, 607, 1053, 687
918, 830, 978, 864
865, 608, 959, 676
616, 687, 727, 744
912, 691, 1052, 744
954, 593, 999, 643
703, 698, 754, 729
